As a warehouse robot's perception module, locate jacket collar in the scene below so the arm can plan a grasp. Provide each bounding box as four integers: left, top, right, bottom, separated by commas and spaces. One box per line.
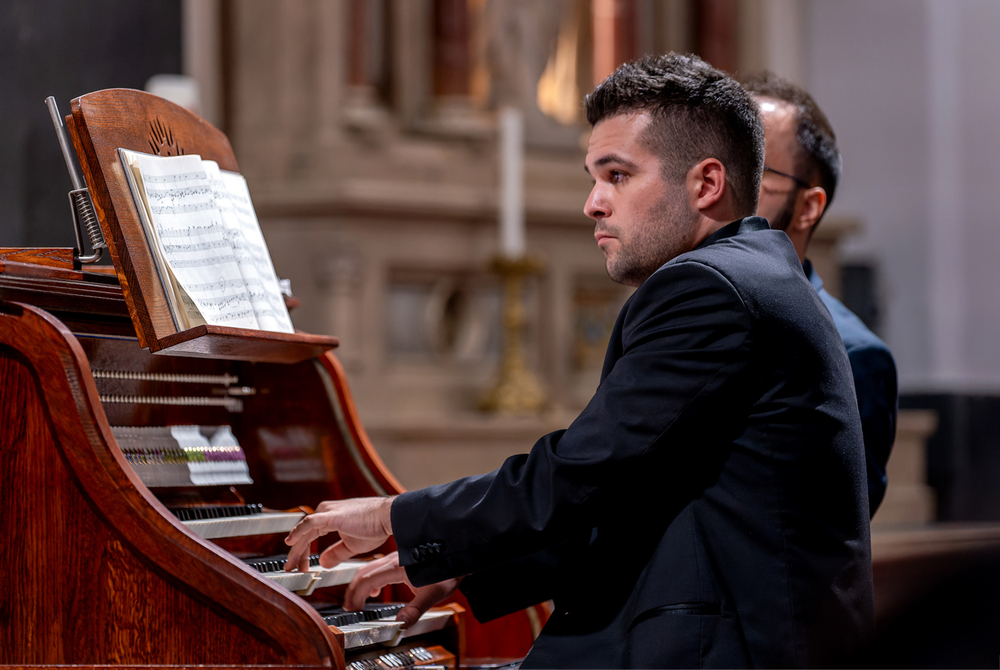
802, 259, 824, 291
694, 216, 770, 251
651, 217, 771, 279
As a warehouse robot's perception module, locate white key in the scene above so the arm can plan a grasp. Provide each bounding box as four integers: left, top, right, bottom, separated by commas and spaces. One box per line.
258, 559, 368, 595
182, 511, 304, 539
261, 570, 313, 592
310, 560, 368, 588
339, 609, 454, 649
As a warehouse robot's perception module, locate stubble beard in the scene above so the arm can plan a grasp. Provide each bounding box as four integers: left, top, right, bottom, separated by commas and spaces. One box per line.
603, 187, 699, 287
767, 188, 798, 232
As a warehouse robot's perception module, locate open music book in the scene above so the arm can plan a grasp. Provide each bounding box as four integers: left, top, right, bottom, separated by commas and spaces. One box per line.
118, 148, 294, 334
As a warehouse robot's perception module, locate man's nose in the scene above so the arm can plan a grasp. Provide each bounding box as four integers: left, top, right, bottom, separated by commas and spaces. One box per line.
584, 186, 610, 220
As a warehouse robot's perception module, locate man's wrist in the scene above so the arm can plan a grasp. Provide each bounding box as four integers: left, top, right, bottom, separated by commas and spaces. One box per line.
381, 495, 398, 537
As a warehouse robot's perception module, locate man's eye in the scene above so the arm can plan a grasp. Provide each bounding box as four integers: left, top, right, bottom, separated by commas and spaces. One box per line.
610, 171, 626, 183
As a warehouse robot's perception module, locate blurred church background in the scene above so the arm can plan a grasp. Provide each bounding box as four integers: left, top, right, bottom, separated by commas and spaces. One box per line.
3, 0, 1000, 665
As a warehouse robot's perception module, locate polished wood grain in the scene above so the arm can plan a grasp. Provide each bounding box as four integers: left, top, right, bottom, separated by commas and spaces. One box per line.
0, 300, 341, 667
0, 251, 547, 665
0, 290, 472, 665
0, 247, 75, 270
76, 312, 544, 661
0, 255, 336, 364
154, 324, 339, 364
0, 262, 129, 321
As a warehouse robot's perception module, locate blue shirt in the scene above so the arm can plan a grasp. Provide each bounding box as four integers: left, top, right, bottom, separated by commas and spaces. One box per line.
804, 260, 898, 516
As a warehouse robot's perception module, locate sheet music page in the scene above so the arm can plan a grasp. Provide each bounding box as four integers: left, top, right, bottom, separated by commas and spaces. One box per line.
120, 151, 197, 328
122, 150, 259, 330
210, 164, 294, 333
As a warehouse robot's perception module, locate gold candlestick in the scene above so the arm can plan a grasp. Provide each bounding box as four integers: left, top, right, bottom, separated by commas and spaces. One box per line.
479, 256, 548, 413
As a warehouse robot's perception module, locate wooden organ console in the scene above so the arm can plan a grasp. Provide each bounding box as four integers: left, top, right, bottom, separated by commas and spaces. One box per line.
0, 90, 545, 667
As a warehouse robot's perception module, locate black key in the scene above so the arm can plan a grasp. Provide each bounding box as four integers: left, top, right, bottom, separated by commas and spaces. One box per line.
167, 503, 264, 521
244, 553, 321, 573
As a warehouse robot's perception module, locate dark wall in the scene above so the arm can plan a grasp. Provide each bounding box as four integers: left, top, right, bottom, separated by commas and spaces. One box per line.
901, 393, 1000, 522
0, 0, 181, 250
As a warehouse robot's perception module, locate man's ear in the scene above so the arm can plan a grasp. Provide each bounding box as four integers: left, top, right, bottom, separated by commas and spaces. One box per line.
790, 186, 828, 235
687, 158, 726, 212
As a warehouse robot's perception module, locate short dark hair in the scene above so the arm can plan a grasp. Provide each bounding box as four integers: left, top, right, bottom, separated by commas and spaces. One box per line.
585, 53, 764, 217
742, 71, 842, 211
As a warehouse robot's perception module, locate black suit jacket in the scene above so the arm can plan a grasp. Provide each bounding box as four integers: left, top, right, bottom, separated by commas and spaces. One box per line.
392, 218, 874, 668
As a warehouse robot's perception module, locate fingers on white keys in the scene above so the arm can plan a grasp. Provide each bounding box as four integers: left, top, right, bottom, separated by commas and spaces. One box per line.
283, 541, 310, 573
319, 539, 356, 569
344, 557, 401, 611
343, 563, 379, 611
284, 511, 329, 547
284, 512, 333, 571
283, 510, 336, 572
397, 579, 460, 628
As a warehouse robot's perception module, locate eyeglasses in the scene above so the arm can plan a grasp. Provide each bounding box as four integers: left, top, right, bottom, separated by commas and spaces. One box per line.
763, 165, 811, 190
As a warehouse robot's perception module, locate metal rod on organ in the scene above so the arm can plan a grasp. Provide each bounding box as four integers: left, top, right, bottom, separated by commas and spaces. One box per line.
45, 95, 106, 263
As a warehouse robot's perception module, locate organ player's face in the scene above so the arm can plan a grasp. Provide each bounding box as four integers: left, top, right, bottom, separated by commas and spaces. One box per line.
584, 111, 699, 287
755, 96, 827, 264
756, 98, 804, 233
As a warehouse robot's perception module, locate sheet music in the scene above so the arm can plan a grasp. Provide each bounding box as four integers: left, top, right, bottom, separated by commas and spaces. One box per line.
119, 150, 293, 334
212, 167, 294, 333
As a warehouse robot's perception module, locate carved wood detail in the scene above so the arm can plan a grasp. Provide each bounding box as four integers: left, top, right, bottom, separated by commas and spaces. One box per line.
148, 116, 187, 156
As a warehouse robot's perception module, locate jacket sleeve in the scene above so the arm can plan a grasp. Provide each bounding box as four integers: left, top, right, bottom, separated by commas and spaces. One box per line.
845, 343, 898, 516
457, 536, 584, 622
391, 261, 755, 586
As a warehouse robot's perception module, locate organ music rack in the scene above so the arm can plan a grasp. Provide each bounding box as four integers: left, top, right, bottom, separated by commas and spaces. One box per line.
0, 89, 543, 667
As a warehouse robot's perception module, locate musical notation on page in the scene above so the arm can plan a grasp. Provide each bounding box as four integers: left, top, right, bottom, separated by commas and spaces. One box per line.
118, 148, 294, 334
214, 169, 294, 333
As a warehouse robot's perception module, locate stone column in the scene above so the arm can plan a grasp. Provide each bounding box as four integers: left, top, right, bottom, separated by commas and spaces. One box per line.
695, 0, 738, 73
433, 0, 472, 96
315, 252, 365, 372
345, 0, 390, 126
592, 0, 637, 84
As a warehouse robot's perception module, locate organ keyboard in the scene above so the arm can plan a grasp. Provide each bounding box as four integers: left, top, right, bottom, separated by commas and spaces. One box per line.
318, 606, 457, 650
247, 554, 370, 594
0, 88, 545, 667
180, 510, 305, 540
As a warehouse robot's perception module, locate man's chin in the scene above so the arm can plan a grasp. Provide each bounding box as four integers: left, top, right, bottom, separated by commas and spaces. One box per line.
763, 203, 793, 232
606, 263, 645, 288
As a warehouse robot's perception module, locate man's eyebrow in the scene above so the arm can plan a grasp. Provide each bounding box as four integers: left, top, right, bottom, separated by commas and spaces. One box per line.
584, 153, 639, 174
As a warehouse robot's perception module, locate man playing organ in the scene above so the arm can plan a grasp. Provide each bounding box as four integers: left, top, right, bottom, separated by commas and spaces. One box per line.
285, 53, 874, 668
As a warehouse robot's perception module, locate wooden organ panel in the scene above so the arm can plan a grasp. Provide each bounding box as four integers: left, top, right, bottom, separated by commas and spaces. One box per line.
0, 298, 339, 665
0, 271, 471, 667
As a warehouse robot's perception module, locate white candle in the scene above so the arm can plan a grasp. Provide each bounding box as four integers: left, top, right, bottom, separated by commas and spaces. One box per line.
499, 106, 526, 258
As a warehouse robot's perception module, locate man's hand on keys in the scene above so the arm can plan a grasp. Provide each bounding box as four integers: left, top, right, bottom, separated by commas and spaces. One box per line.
345, 551, 462, 628
283, 496, 396, 574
